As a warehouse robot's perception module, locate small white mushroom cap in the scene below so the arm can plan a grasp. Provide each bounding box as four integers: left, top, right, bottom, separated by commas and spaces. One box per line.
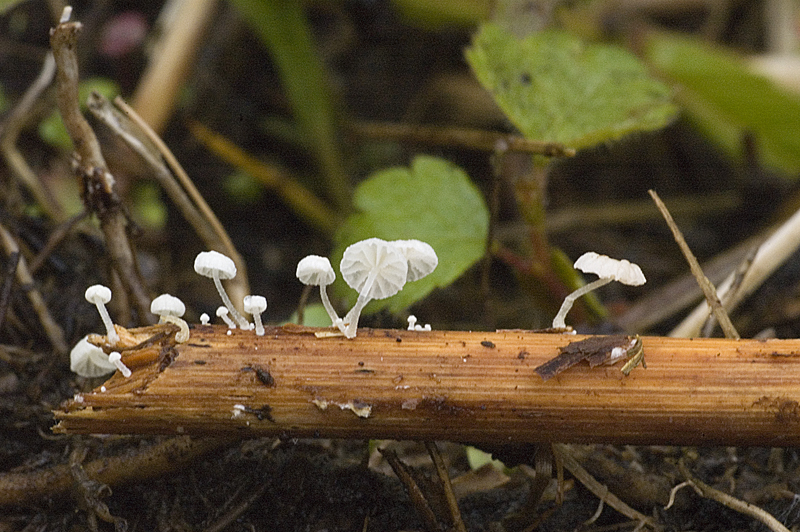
340, 238, 408, 338
216, 306, 235, 328
194, 250, 237, 279
243, 295, 267, 336
70, 335, 117, 377
391, 240, 438, 282
341, 238, 408, 300
84, 284, 119, 345
574, 252, 646, 286
150, 294, 189, 342
296, 255, 339, 326
551, 252, 646, 329
150, 294, 186, 317
296, 255, 335, 286
194, 250, 249, 328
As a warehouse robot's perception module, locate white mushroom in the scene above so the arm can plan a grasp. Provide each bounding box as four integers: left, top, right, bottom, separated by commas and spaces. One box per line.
194, 251, 249, 329
407, 315, 431, 331
552, 252, 646, 329
107, 351, 132, 378
216, 306, 236, 328
70, 335, 117, 377
84, 284, 119, 345
243, 295, 267, 336
150, 294, 190, 343
340, 238, 408, 339
391, 240, 438, 282
296, 255, 340, 327
199, 313, 210, 325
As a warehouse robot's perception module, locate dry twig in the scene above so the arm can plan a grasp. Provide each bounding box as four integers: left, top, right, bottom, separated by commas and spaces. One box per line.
649, 189, 739, 339
54, 324, 800, 447
0, 222, 68, 356
88, 94, 250, 306
425, 441, 467, 532
678, 458, 791, 532
50, 12, 152, 321
349, 121, 576, 157
0, 436, 230, 507
553, 444, 657, 529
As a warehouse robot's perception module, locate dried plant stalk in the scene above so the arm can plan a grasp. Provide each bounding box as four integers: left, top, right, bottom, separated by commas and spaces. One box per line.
55, 325, 800, 446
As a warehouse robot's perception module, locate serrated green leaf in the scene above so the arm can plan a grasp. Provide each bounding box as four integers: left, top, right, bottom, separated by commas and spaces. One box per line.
646, 31, 800, 174
333, 155, 489, 314
465, 24, 677, 149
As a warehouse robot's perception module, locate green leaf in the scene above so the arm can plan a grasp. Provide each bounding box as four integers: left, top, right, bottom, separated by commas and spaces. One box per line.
465, 24, 677, 149
333, 155, 489, 314
285, 304, 335, 328
229, 0, 349, 209
646, 31, 800, 174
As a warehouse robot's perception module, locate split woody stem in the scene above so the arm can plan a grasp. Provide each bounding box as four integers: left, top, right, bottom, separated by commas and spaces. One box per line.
55, 324, 800, 446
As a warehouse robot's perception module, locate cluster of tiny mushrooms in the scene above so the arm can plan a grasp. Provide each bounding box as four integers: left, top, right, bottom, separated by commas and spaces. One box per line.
71, 241, 646, 379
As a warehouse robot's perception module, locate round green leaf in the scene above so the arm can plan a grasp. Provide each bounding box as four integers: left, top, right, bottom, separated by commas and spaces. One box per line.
333, 155, 489, 314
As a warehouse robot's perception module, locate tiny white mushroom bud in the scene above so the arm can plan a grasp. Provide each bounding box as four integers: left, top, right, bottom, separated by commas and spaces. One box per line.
552, 252, 646, 329
243, 295, 267, 336
200, 313, 210, 325
70, 335, 116, 377
150, 294, 190, 342
216, 306, 236, 328
84, 284, 119, 345
340, 238, 408, 339
296, 255, 340, 326
194, 251, 249, 328
407, 315, 418, 330
107, 351, 132, 378
391, 240, 438, 282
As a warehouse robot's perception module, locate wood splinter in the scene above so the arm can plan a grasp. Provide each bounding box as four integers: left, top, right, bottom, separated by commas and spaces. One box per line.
55, 324, 800, 447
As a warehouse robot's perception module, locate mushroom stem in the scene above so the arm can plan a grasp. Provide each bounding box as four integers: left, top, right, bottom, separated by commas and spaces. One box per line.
212, 272, 249, 329
343, 269, 379, 338
552, 278, 612, 329
216, 307, 236, 328
318, 286, 340, 325
95, 303, 120, 345
108, 352, 132, 378
161, 315, 190, 343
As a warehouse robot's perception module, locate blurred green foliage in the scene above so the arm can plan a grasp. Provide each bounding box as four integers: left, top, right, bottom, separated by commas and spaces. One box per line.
646, 31, 800, 174
466, 23, 677, 149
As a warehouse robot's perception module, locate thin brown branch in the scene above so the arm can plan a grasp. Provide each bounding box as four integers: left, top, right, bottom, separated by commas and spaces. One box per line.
380, 448, 440, 532
349, 121, 576, 157
678, 458, 790, 532
553, 444, 657, 529
87, 94, 250, 306
0, 222, 68, 356
0, 52, 61, 220
0, 436, 230, 507
54, 324, 800, 447
49, 15, 152, 321
130, 0, 218, 134
649, 189, 739, 339
425, 441, 467, 532
187, 120, 341, 236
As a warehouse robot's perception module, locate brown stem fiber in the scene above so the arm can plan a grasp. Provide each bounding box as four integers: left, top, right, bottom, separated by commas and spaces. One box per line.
54, 325, 800, 446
